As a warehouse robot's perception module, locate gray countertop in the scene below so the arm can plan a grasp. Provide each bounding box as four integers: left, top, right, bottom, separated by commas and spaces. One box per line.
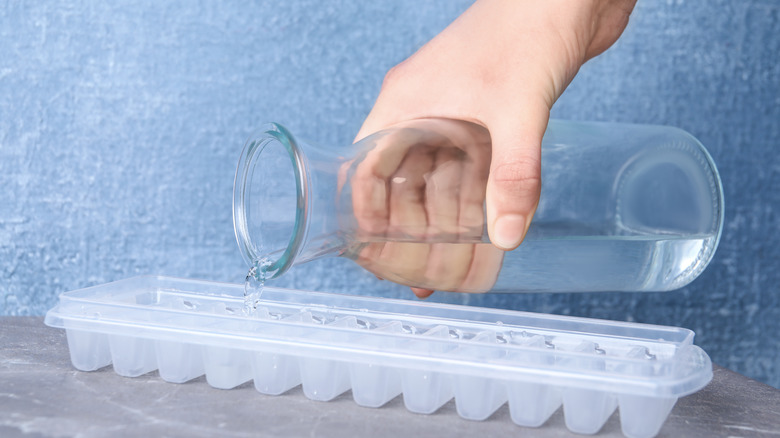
1, 316, 779, 438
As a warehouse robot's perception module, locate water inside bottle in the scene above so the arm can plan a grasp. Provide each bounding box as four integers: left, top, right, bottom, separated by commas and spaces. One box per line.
345, 222, 718, 293
494, 232, 717, 292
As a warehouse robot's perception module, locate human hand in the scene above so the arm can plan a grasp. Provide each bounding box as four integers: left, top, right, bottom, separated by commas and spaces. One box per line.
342, 119, 505, 295
355, 0, 636, 298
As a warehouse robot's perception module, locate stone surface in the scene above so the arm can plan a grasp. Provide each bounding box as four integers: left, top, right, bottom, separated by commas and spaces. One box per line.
0, 1, 779, 388
2, 317, 780, 438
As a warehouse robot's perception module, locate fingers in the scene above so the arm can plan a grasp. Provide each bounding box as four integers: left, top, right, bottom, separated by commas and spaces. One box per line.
422, 146, 476, 291
460, 243, 504, 292
424, 146, 463, 236
387, 145, 435, 238
354, 241, 432, 291
350, 126, 431, 236
349, 120, 490, 294
456, 125, 491, 240
485, 101, 549, 251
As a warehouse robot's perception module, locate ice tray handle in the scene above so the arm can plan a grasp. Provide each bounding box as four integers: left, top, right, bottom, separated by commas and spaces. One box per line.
673, 344, 713, 396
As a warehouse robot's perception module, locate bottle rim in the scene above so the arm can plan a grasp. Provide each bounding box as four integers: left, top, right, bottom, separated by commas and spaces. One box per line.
233, 122, 308, 279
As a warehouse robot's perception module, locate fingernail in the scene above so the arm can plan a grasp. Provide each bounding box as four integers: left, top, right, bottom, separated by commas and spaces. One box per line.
493, 214, 526, 250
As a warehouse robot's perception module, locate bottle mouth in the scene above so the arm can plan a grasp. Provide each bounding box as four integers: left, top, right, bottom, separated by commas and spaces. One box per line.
233, 123, 308, 279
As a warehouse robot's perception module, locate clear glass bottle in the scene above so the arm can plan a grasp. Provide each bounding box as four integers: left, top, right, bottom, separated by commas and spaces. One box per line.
233, 119, 723, 293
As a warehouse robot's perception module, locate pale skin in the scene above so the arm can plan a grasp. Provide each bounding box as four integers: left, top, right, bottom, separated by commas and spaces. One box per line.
345, 118, 504, 294
353, 0, 637, 298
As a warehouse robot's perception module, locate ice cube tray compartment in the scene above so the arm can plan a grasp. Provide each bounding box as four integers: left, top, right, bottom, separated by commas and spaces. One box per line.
46, 276, 712, 438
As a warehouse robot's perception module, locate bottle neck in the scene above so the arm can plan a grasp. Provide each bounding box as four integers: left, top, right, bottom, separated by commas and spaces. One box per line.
234, 123, 348, 280
234, 123, 309, 279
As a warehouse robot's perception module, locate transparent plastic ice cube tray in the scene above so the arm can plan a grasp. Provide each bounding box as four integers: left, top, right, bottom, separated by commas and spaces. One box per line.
44, 276, 712, 438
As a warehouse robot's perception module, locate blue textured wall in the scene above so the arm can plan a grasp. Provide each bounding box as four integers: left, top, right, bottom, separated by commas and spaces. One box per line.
1, 1, 778, 387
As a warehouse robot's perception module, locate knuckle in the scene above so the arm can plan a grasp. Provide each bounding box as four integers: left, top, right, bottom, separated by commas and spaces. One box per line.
381, 61, 409, 90
491, 159, 542, 200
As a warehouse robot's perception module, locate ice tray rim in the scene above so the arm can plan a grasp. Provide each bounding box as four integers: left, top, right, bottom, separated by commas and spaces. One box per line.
44, 308, 696, 365
49, 275, 697, 339
45, 274, 701, 356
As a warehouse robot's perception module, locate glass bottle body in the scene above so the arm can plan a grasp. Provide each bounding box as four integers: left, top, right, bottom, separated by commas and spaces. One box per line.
233, 119, 723, 293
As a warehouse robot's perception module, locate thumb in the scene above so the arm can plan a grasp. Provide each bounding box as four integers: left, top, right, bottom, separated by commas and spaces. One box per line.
485, 102, 549, 251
